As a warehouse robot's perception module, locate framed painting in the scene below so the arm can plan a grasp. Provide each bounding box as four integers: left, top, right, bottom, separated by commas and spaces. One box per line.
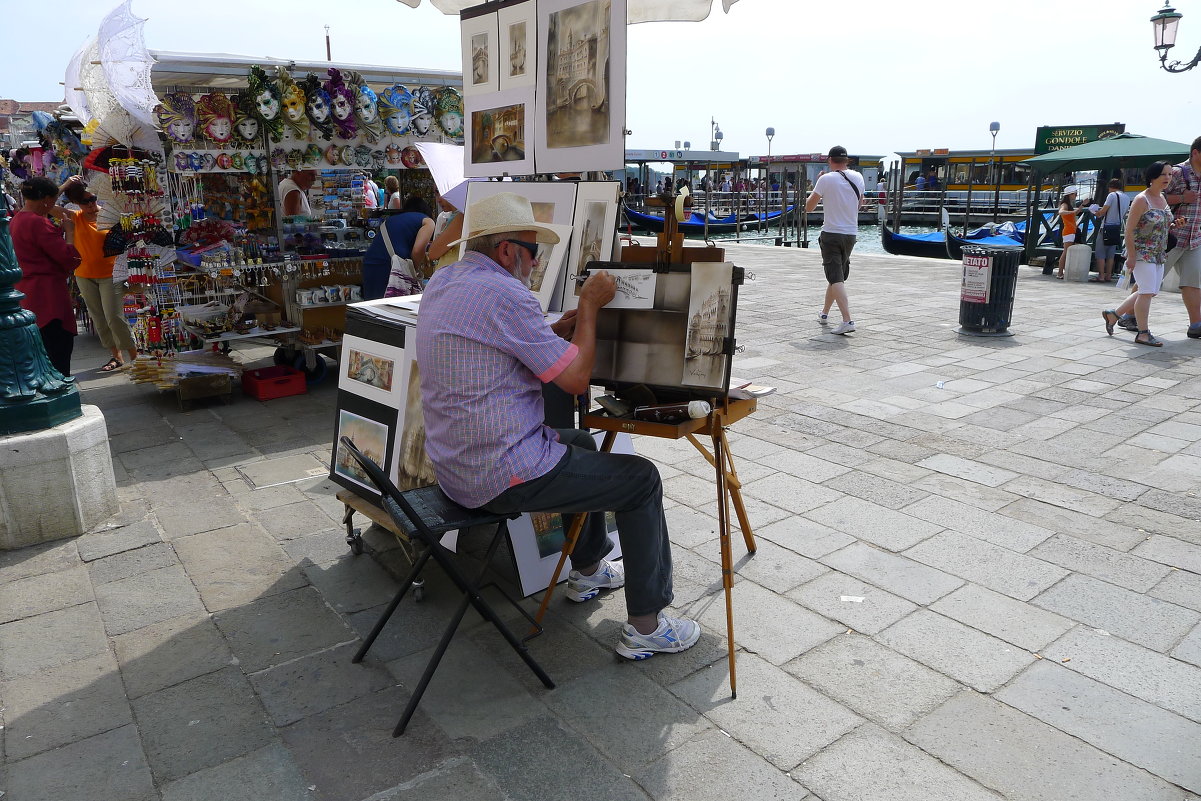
337, 334, 404, 406
330, 392, 399, 502
560, 181, 620, 310
508, 431, 631, 597
499, 1, 537, 91
390, 340, 439, 492
462, 180, 577, 310
464, 87, 535, 178
460, 9, 499, 96
534, 0, 627, 174
682, 262, 734, 390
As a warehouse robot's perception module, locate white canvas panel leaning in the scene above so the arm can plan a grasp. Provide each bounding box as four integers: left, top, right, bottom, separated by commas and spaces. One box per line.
534, 0, 627, 173
460, 12, 500, 96
499, 1, 537, 90
682, 261, 734, 389
463, 87, 536, 178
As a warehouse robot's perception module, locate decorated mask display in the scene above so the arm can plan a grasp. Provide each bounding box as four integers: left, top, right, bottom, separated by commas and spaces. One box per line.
247, 65, 284, 142
346, 72, 384, 144
230, 93, 262, 147
410, 87, 437, 137
303, 144, 323, 166
325, 68, 358, 140
371, 149, 386, 170
354, 144, 373, 167
384, 143, 403, 166
196, 93, 236, 147
324, 144, 341, 166
378, 85, 413, 137
301, 74, 334, 140
401, 146, 423, 169
269, 147, 287, 169
434, 87, 464, 139
155, 92, 196, 144
276, 68, 310, 140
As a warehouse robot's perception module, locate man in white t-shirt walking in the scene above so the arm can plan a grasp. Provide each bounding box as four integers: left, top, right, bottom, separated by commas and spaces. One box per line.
805, 145, 865, 335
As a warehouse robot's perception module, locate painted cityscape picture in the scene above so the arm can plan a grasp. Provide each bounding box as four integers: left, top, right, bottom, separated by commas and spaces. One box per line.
683, 262, 733, 389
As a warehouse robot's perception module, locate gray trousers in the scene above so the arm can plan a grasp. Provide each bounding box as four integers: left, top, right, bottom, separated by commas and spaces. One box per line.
76, 277, 136, 352
483, 428, 673, 616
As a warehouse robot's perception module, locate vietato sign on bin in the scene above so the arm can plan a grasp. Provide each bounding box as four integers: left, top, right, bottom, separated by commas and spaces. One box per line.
961, 252, 992, 304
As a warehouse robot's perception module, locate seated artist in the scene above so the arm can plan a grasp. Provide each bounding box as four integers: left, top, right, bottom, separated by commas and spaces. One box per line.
415, 192, 700, 661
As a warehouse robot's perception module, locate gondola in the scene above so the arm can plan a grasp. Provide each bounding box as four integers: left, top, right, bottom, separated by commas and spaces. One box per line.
881, 222, 1025, 260
624, 205, 795, 235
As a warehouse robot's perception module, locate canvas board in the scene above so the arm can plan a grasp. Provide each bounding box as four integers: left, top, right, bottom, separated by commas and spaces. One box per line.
330, 392, 399, 501
464, 87, 535, 178
682, 262, 734, 389
337, 334, 405, 406
499, 1, 537, 91
508, 431, 631, 597
390, 343, 439, 492
462, 181, 577, 310
460, 12, 500, 96
535, 0, 627, 174
559, 181, 620, 309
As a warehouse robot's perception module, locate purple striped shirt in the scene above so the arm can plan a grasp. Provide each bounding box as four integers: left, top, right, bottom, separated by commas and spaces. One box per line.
1167, 162, 1201, 251
415, 251, 577, 508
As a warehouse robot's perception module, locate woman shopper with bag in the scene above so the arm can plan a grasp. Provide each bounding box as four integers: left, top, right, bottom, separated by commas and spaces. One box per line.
63, 177, 138, 371
1101, 162, 1180, 347
1092, 178, 1129, 283
360, 194, 433, 300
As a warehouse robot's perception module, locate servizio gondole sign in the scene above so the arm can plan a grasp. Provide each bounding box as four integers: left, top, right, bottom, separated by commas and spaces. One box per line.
1034, 123, 1126, 154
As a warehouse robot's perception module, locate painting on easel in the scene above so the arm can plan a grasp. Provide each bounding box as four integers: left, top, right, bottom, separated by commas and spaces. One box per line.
683, 262, 734, 389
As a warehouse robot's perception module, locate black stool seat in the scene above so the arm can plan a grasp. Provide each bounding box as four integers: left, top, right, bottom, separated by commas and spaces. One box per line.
340, 437, 554, 736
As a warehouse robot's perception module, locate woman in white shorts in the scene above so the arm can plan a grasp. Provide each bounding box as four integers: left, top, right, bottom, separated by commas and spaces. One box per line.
1102, 162, 1178, 347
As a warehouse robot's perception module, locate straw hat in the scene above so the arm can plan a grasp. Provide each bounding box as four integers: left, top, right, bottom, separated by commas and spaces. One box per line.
451, 192, 561, 247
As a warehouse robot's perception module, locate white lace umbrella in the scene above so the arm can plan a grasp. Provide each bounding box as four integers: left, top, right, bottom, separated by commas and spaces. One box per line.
64, 38, 95, 124
416, 0, 739, 22
98, 0, 159, 131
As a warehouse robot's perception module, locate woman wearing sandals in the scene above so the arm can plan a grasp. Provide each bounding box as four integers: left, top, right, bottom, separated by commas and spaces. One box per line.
1056, 186, 1082, 279
1102, 162, 1179, 347
63, 177, 138, 371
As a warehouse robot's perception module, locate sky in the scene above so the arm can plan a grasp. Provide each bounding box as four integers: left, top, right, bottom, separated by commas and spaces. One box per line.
4, 0, 1198, 160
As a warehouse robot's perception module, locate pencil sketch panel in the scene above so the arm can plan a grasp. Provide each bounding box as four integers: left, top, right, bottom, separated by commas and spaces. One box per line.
461, 12, 500, 96
499, 1, 537, 90
682, 262, 734, 390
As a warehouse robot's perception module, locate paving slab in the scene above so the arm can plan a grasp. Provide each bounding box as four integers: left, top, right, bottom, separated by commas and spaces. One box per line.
907, 690, 1189, 801
1034, 572, 1199, 651
904, 529, 1068, 601
786, 571, 918, 635
1005, 497, 1146, 551
154, 496, 247, 539
700, 536, 827, 594
111, 612, 236, 699
821, 541, 963, 605
172, 523, 308, 611
785, 632, 959, 730
822, 469, 930, 510
0, 538, 80, 584
372, 759, 507, 801
738, 472, 844, 514
250, 642, 393, 726
754, 515, 853, 559
131, 665, 275, 783
1, 724, 157, 801
876, 609, 1034, 691
0, 602, 110, 680
1134, 534, 1201, 573
1029, 532, 1173, 591
0, 650, 132, 760
76, 518, 162, 561
236, 453, 330, 489
692, 579, 843, 666
670, 652, 862, 771
806, 495, 942, 551
793, 723, 1002, 801
160, 742, 313, 801
87, 541, 179, 585
902, 495, 1054, 552
213, 585, 356, 672
930, 583, 1073, 651
279, 685, 459, 801
0, 564, 93, 624
635, 727, 805, 801
1044, 626, 1201, 722
300, 552, 401, 615
93, 563, 207, 636
1171, 623, 1201, 668
1151, 569, 1201, 612
997, 661, 1201, 793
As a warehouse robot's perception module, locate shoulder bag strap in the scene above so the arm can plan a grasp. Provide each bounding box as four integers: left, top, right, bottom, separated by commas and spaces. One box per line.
837, 170, 861, 201
380, 218, 397, 257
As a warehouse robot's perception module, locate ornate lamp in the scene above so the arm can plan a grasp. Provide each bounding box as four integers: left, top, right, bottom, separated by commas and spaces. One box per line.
1151, 3, 1200, 72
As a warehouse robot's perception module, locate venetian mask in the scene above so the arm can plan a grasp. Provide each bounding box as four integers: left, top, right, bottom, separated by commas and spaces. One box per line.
384, 143, 403, 165
236, 116, 259, 141
256, 90, 279, 121
378, 85, 412, 136
309, 90, 330, 123
435, 87, 464, 139
196, 93, 235, 146
155, 92, 196, 144
333, 92, 352, 121
301, 74, 334, 141
276, 68, 310, 140
410, 87, 436, 137
356, 85, 379, 124
324, 68, 358, 139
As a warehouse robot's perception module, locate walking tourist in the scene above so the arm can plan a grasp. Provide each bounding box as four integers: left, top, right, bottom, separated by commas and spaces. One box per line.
805, 145, 866, 335
1164, 135, 1201, 339
1092, 178, 1129, 283
10, 176, 80, 376
415, 192, 701, 661
1101, 162, 1178, 347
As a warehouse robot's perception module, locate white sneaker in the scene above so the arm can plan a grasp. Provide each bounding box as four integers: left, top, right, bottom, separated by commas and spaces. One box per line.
818, 311, 829, 326
831, 320, 855, 335
565, 558, 625, 602
614, 613, 701, 660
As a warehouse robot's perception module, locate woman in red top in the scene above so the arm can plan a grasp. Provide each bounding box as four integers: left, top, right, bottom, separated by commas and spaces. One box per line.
11, 177, 81, 376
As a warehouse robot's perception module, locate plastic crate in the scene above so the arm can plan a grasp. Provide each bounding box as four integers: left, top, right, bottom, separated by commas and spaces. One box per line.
242, 366, 307, 400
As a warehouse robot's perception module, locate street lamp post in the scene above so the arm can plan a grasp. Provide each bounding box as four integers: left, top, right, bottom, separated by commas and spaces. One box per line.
1151, 3, 1201, 72
990, 121, 1001, 222
764, 127, 775, 232
710, 117, 723, 151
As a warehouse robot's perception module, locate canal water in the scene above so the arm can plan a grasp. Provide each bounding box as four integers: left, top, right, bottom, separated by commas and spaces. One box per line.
704, 224, 935, 256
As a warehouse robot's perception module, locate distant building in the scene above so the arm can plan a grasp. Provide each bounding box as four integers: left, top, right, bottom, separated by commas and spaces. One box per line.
0, 99, 63, 148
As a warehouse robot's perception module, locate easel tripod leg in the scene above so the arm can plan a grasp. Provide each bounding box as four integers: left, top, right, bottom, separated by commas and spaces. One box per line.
711, 413, 737, 699
718, 427, 757, 554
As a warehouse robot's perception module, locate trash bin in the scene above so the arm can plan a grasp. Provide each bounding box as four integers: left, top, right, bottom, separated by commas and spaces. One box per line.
958, 245, 1021, 337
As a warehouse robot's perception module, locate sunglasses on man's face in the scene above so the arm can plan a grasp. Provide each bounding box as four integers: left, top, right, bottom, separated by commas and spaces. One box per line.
503, 239, 539, 260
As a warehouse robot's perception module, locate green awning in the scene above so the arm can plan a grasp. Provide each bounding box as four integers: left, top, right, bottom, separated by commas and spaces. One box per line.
1020, 133, 1191, 173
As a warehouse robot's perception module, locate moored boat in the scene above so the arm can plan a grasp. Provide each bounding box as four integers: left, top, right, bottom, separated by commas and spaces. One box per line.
881, 222, 1025, 260
624, 205, 795, 235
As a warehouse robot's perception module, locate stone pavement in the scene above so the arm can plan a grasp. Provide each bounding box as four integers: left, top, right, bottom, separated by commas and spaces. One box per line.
2, 241, 1200, 801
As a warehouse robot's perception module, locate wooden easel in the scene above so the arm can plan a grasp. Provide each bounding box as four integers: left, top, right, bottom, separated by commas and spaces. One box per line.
529, 195, 756, 697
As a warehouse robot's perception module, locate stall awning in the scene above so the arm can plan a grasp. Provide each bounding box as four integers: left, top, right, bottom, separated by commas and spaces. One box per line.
1020, 133, 1191, 173
410, 0, 741, 22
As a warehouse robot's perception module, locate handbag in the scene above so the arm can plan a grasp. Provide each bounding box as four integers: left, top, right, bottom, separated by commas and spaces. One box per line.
1101, 191, 1126, 246
1167, 230, 1178, 253
380, 219, 422, 298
